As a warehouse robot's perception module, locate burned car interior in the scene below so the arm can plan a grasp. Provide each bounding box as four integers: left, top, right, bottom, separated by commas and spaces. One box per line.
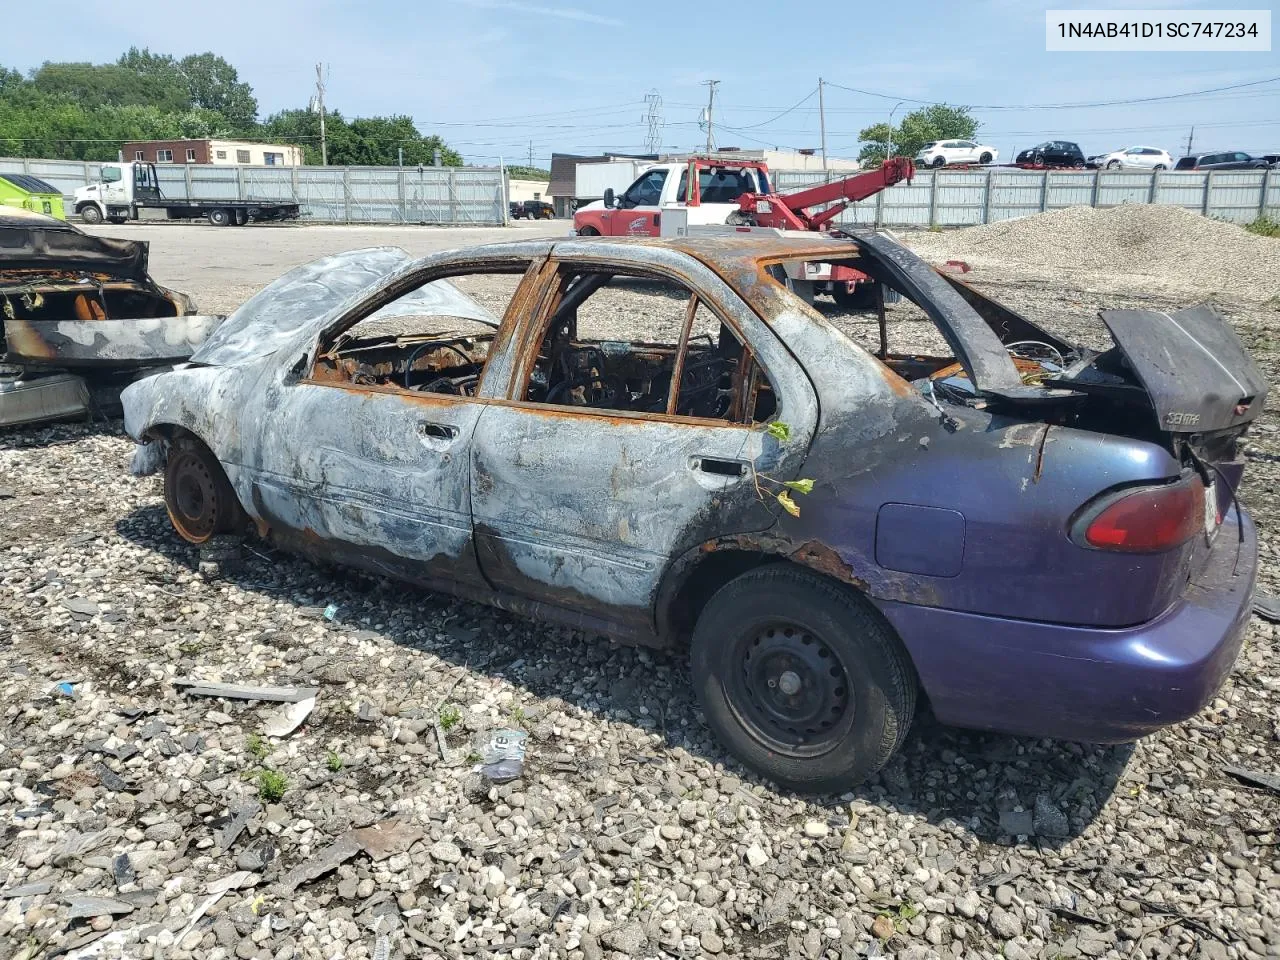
523, 267, 776, 423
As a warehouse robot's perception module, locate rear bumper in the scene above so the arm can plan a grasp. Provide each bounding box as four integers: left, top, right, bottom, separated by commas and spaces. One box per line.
875, 508, 1257, 743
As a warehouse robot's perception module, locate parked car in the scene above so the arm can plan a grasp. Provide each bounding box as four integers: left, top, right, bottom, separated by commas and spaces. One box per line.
1174, 151, 1271, 171
1015, 141, 1086, 168
121, 232, 1262, 791
914, 140, 998, 167
511, 199, 554, 220
0, 208, 221, 428
1261, 154, 1280, 167
1087, 146, 1174, 170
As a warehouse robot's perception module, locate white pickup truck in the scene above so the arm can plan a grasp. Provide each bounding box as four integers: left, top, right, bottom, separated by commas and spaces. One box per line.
573, 158, 772, 237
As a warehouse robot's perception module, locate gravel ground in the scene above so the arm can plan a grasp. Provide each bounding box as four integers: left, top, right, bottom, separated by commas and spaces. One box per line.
2, 220, 1280, 960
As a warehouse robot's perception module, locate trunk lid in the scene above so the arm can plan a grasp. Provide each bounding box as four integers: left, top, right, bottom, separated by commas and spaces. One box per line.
1099, 305, 1268, 434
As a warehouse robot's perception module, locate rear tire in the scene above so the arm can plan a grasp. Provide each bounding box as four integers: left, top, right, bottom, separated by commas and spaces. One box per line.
208, 208, 232, 227
691, 566, 917, 792
79, 205, 103, 225
163, 436, 245, 545
931, 156, 945, 168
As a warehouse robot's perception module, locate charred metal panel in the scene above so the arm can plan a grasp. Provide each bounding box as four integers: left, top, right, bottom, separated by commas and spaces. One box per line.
4, 315, 223, 367
875, 504, 965, 577
0, 372, 89, 427
470, 407, 791, 627
1100, 305, 1269, 433
0, 211, 150, 280
248, 383, 487, 585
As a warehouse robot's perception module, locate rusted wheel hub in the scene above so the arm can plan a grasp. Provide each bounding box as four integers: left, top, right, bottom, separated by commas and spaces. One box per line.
166, 449, 220, 543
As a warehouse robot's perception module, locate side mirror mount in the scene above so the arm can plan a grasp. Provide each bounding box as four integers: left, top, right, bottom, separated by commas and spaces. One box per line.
603, 188, 615, 208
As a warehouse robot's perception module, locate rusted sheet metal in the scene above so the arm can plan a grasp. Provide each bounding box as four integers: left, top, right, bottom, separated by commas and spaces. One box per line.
5, 315, 223, 367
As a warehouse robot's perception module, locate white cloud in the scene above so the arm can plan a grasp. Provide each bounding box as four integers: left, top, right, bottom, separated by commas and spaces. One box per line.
457, 0, 623, 26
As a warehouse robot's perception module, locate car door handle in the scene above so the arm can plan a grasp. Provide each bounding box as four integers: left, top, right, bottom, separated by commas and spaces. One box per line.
696, 457, 748, 477
418, 422, 458, 441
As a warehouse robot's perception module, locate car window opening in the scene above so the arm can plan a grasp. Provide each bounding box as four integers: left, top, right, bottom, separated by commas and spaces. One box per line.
308, 270, 523, 397
523, 267, 777, 423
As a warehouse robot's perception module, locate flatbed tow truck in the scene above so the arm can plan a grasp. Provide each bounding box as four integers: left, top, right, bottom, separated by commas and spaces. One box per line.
74, 162, 301, 227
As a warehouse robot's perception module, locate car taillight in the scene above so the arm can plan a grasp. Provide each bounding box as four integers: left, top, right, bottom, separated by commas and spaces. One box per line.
1074, 476, 1204, 553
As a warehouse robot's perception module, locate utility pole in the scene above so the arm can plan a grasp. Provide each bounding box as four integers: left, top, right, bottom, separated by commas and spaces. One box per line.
818, 77, 827, 171
702, 79, 719, 154
1184, 126, 1195, 159
314, 63, 328, 167
527, 140, 534, 167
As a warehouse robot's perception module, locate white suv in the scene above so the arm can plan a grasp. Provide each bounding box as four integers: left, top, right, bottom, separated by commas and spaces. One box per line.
1088, 146, 1173, 170
915, 140, 998, 167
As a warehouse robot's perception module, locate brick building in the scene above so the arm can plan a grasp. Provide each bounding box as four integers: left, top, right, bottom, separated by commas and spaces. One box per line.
121, 139, 303, 167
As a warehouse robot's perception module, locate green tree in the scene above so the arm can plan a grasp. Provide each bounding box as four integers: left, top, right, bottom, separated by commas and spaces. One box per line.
259, 109, 462, 167
30, 61, 189, 112
0, 65, 22, 94
178, 53, 257, 128
506, 165, 551, 180
858, 104, 978, 165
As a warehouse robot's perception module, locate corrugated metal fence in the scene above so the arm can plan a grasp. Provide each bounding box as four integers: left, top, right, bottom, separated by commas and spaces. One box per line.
5, 156, 1276, 228
775, 168, 1278, 227
0, 157, 507, 225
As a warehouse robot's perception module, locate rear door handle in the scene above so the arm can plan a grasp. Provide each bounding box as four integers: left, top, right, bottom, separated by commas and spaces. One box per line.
418, 422, 458, 441
696, 457, 748, 477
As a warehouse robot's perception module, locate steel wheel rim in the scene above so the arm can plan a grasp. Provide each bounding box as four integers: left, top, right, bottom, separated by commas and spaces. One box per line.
168, 452, 218, 542
725, 622, 855, 759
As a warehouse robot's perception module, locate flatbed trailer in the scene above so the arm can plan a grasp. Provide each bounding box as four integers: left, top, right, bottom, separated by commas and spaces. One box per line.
74, 162, 301, 226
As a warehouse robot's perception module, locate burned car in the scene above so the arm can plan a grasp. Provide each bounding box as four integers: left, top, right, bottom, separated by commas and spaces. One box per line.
122, 234, 1262, 791
0, 208, 221, 427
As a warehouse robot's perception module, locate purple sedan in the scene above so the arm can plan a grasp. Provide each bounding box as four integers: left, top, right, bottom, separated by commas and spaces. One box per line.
121, 232, 1263, 791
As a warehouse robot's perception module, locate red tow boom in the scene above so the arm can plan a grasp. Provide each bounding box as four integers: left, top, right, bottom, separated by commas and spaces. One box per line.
736, 156, 915, 231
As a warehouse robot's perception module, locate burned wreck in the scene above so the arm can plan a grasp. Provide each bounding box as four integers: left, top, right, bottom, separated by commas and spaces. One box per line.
0, 209, 221, 427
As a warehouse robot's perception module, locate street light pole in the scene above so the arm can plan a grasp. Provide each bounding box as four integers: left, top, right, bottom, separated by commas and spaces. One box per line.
884, 100, 904, 165
818, 77, 827, 171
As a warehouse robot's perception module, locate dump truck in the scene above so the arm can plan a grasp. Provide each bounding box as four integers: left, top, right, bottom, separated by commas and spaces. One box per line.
73, 161, 301, 226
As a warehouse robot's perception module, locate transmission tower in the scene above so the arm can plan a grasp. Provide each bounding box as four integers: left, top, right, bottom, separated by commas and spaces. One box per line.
644, 90, 664, 155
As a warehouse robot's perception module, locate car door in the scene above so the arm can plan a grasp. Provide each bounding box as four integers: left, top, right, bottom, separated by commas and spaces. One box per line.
467, 244, 816, 636
603, 169, 667, 236
956, 140, 978, 163
247, 250, 549, 588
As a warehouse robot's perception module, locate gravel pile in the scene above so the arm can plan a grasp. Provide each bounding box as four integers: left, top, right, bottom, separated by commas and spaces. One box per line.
904, 205, 1280, 301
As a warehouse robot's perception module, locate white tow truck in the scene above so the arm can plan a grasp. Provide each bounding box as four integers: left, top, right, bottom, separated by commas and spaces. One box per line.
74, 162, 301, 226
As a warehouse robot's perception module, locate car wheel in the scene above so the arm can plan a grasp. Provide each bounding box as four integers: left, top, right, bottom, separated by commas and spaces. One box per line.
577, 226, 600, 236
1106, 160, 1121, 169
931, 156, 945, 168
163, 436, 245, 545
79, 205, 103, 225
979, 152, 993, 164
690, 565, 917, 792
1153, 164, 1166, 171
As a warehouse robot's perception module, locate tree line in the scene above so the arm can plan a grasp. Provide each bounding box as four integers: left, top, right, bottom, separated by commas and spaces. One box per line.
0, 49, 463, 166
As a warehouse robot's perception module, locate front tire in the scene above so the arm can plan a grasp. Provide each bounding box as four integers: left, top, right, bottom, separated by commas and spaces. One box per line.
163, 437, 245, 545
691, 566, 917, 792
979, 152, 993, 164
79, 205, 103, 225
577, 225, 600, 236
931, 156, 945, 168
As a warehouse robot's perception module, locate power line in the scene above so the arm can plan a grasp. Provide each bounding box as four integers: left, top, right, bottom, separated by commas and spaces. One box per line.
823, 74, 1280, 111
732, 87, 818, 129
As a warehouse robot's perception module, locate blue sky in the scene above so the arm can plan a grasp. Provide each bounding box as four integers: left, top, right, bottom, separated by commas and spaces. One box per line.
11, 0, 1279, 165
